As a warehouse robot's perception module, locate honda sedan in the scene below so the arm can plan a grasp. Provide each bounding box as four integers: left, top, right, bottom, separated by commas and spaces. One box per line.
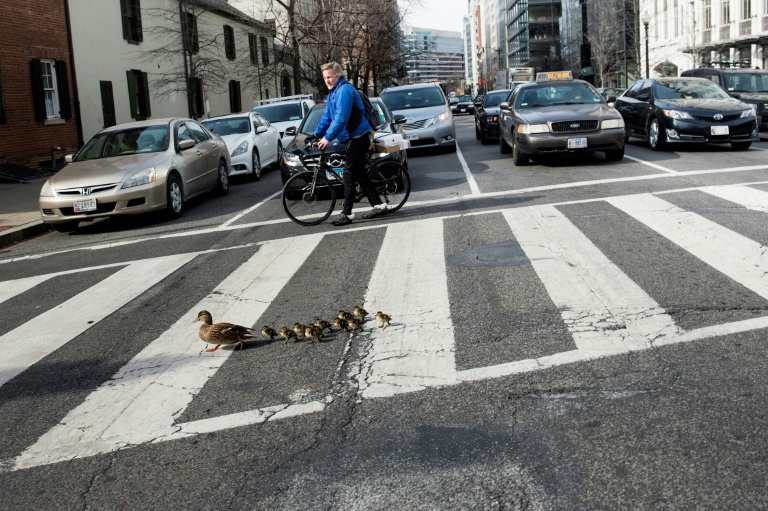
39, 118, 231, 232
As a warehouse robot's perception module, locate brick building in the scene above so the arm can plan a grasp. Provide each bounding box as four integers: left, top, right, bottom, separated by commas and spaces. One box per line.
0, 1, 81, 169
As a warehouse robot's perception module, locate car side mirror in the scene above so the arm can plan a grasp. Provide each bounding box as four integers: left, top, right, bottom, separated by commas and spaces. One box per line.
284, 126, 297, 136
392, 114, 407, 124
499, 101, 511, 111
474, 101, 482, 107
607, 95, 617, 103
637, 93, 650, 102
256, 126, 269, 134
730, 92, 742, 99
64, 154, 74, 163
178, 139, 196, 151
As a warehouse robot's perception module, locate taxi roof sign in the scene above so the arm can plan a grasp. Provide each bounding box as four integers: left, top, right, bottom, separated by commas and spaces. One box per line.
536, 71, 573, 81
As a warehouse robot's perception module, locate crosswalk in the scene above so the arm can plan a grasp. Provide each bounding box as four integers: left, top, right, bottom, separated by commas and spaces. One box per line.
2, 184, 768, 472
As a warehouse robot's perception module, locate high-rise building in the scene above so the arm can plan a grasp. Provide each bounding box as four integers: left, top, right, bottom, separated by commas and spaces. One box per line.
402, 27, 466, 91
507, 0, 562, 70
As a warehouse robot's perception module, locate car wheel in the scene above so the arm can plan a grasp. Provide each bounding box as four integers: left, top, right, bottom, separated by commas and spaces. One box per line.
251, 150, 261, 180
604, 146, 625, 161
648, 118, 665, 150
731, 141, 751, 150
51, 221, 79, 233
214, 160, 229, 196
272, 142, 283, 169
165, 173, 184, 219
512, 138, 528, 165
475, 124, 481, 140
499, 132, 511, 154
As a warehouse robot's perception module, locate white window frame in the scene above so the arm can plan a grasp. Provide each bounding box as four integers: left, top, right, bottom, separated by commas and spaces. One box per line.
41, 59, 60, 119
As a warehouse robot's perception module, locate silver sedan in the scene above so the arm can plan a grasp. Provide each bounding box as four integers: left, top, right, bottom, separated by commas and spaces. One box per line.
39, 117, 231, 232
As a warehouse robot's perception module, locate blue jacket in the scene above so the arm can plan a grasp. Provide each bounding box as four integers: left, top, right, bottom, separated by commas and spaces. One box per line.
314, 77, 372, 143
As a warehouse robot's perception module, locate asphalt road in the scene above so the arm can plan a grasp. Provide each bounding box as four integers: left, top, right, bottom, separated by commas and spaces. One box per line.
1, 115, 768, 510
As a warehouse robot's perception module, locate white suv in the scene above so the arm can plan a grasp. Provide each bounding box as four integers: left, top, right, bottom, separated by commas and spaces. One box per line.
252, 95, 316, 147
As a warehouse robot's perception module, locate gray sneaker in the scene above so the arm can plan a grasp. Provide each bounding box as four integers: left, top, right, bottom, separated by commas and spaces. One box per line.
362, 206, 388, 219
331, 213, 353, 226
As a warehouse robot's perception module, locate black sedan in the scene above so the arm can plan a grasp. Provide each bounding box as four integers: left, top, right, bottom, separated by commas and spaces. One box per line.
451, 95, 475, 115
280, 98, 407, 184
474, 89, 513, 144
615, 77, 758, 150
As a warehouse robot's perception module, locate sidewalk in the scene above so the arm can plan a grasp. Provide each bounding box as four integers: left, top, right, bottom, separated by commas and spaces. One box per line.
0, 177, 52, 249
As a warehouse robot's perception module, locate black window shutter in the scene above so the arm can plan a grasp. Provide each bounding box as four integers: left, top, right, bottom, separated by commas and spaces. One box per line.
30, 58, 47, 122
134, 0, 143, 42
55, 60, 72, 119
229, 80, 236, 112
141, 72, 151, 117
120, 0, 131, 41
193, 78, 204, 118
126, 70, 138, 118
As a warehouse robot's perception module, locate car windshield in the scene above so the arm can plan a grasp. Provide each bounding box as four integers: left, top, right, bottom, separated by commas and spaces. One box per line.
456, 96, 472, 102
380, 88, 446, 110
299, 107, 326, 134
253, 103, 303, 122
722, 73, 768, 93
201, 117, 251, 136
515, 83, 602, 108
484, 91, 510, 107
654, 79, 732, 99
74, 125, 169, 161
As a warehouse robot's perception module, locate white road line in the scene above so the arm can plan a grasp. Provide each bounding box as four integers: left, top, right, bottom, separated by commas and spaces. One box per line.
700, 184, 768, 212
0, 254, 197, 388
624, 155, 679, 174
456, 142, 482, 195
500, 206, 680, 354
13, 235, 322, 471
606, 194, 768, 300
359, 218, 458, 398
220, 190, 282, 228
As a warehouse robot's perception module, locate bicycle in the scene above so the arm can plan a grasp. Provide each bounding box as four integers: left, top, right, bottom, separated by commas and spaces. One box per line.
281, 139, 411, 226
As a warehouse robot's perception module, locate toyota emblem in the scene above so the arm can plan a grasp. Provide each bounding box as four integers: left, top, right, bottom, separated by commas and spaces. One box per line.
714, 113, 724, 120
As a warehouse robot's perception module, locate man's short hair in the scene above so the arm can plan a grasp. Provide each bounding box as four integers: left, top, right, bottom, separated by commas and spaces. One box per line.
321, 62, 345, 77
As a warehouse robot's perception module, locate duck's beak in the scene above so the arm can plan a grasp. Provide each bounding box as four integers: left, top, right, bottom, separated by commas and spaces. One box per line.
193, 317, 200, 323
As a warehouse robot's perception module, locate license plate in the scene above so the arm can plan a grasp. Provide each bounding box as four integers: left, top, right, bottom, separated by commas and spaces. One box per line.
567, 137, 588, 149
404, 132, 419, 140
711, 125, 729, 135
73, 197, 97, 212
326, 168, 343, 180
459, 107, 466, 111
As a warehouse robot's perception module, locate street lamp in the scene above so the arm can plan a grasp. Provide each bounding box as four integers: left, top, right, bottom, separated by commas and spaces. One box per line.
642, 14, 651, 78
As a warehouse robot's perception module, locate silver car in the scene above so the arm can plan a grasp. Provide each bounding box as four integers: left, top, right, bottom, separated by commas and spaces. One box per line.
202, 112, 281, 180
380, 83, 456, 152
39, 118, 231, 232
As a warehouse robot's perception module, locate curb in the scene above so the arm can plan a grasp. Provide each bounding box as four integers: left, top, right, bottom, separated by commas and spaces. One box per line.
0, 221, 51, 250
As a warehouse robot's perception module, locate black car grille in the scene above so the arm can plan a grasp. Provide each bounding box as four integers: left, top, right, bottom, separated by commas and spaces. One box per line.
693, 113, 741, 122
550, 120, 599, 134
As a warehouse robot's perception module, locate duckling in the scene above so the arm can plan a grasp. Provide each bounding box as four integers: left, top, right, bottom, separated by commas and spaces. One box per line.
279, 326, 297, 344
376, 311, 391, 328
353, 306, 368, 319
314, 318, 331, 333
304, 325, 320, 344
347, 317, 363, 332
294, 323, 307, 338
333, 317, 348, 331
261, 326, 278, 342
193, 310, 254, 352
337, 310, 352, 321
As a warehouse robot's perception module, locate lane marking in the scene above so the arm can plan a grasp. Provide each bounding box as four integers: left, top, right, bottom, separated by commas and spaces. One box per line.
220, 189, 282, 227
14, 235, 322, 471
456, 142, 482, 195
606, 194, 768, 300
0, 254, 198, 388
700, 184, 768, 212
624, 154, 678, 174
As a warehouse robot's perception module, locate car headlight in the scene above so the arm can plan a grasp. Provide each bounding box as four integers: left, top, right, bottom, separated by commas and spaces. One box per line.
662, 109, 693, 119
121, 167, 157, 189
231, 141, 249, 157
434, 111, 451, 123
40, 179, 54, 197
601, 118, 625, 129
283, 152, 303, 167
741, 108, 756, 118
518, 123, 549, 134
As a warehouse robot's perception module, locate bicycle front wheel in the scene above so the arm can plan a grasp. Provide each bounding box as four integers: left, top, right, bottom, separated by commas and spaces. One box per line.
282, 171, 336, 226
370, 161, 411, 213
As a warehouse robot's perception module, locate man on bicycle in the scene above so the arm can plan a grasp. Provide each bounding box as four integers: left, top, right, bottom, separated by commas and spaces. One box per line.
315, 62, 388, 226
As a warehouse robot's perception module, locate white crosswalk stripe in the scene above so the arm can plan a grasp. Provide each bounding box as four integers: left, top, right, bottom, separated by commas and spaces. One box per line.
3, 184, 768, 471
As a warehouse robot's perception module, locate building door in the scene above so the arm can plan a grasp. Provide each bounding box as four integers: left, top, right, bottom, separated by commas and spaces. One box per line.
100, 81, 116, 128
282, 75, 291, 96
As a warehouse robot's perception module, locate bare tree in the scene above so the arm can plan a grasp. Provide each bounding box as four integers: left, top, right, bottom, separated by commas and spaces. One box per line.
584, 0, 626, 86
